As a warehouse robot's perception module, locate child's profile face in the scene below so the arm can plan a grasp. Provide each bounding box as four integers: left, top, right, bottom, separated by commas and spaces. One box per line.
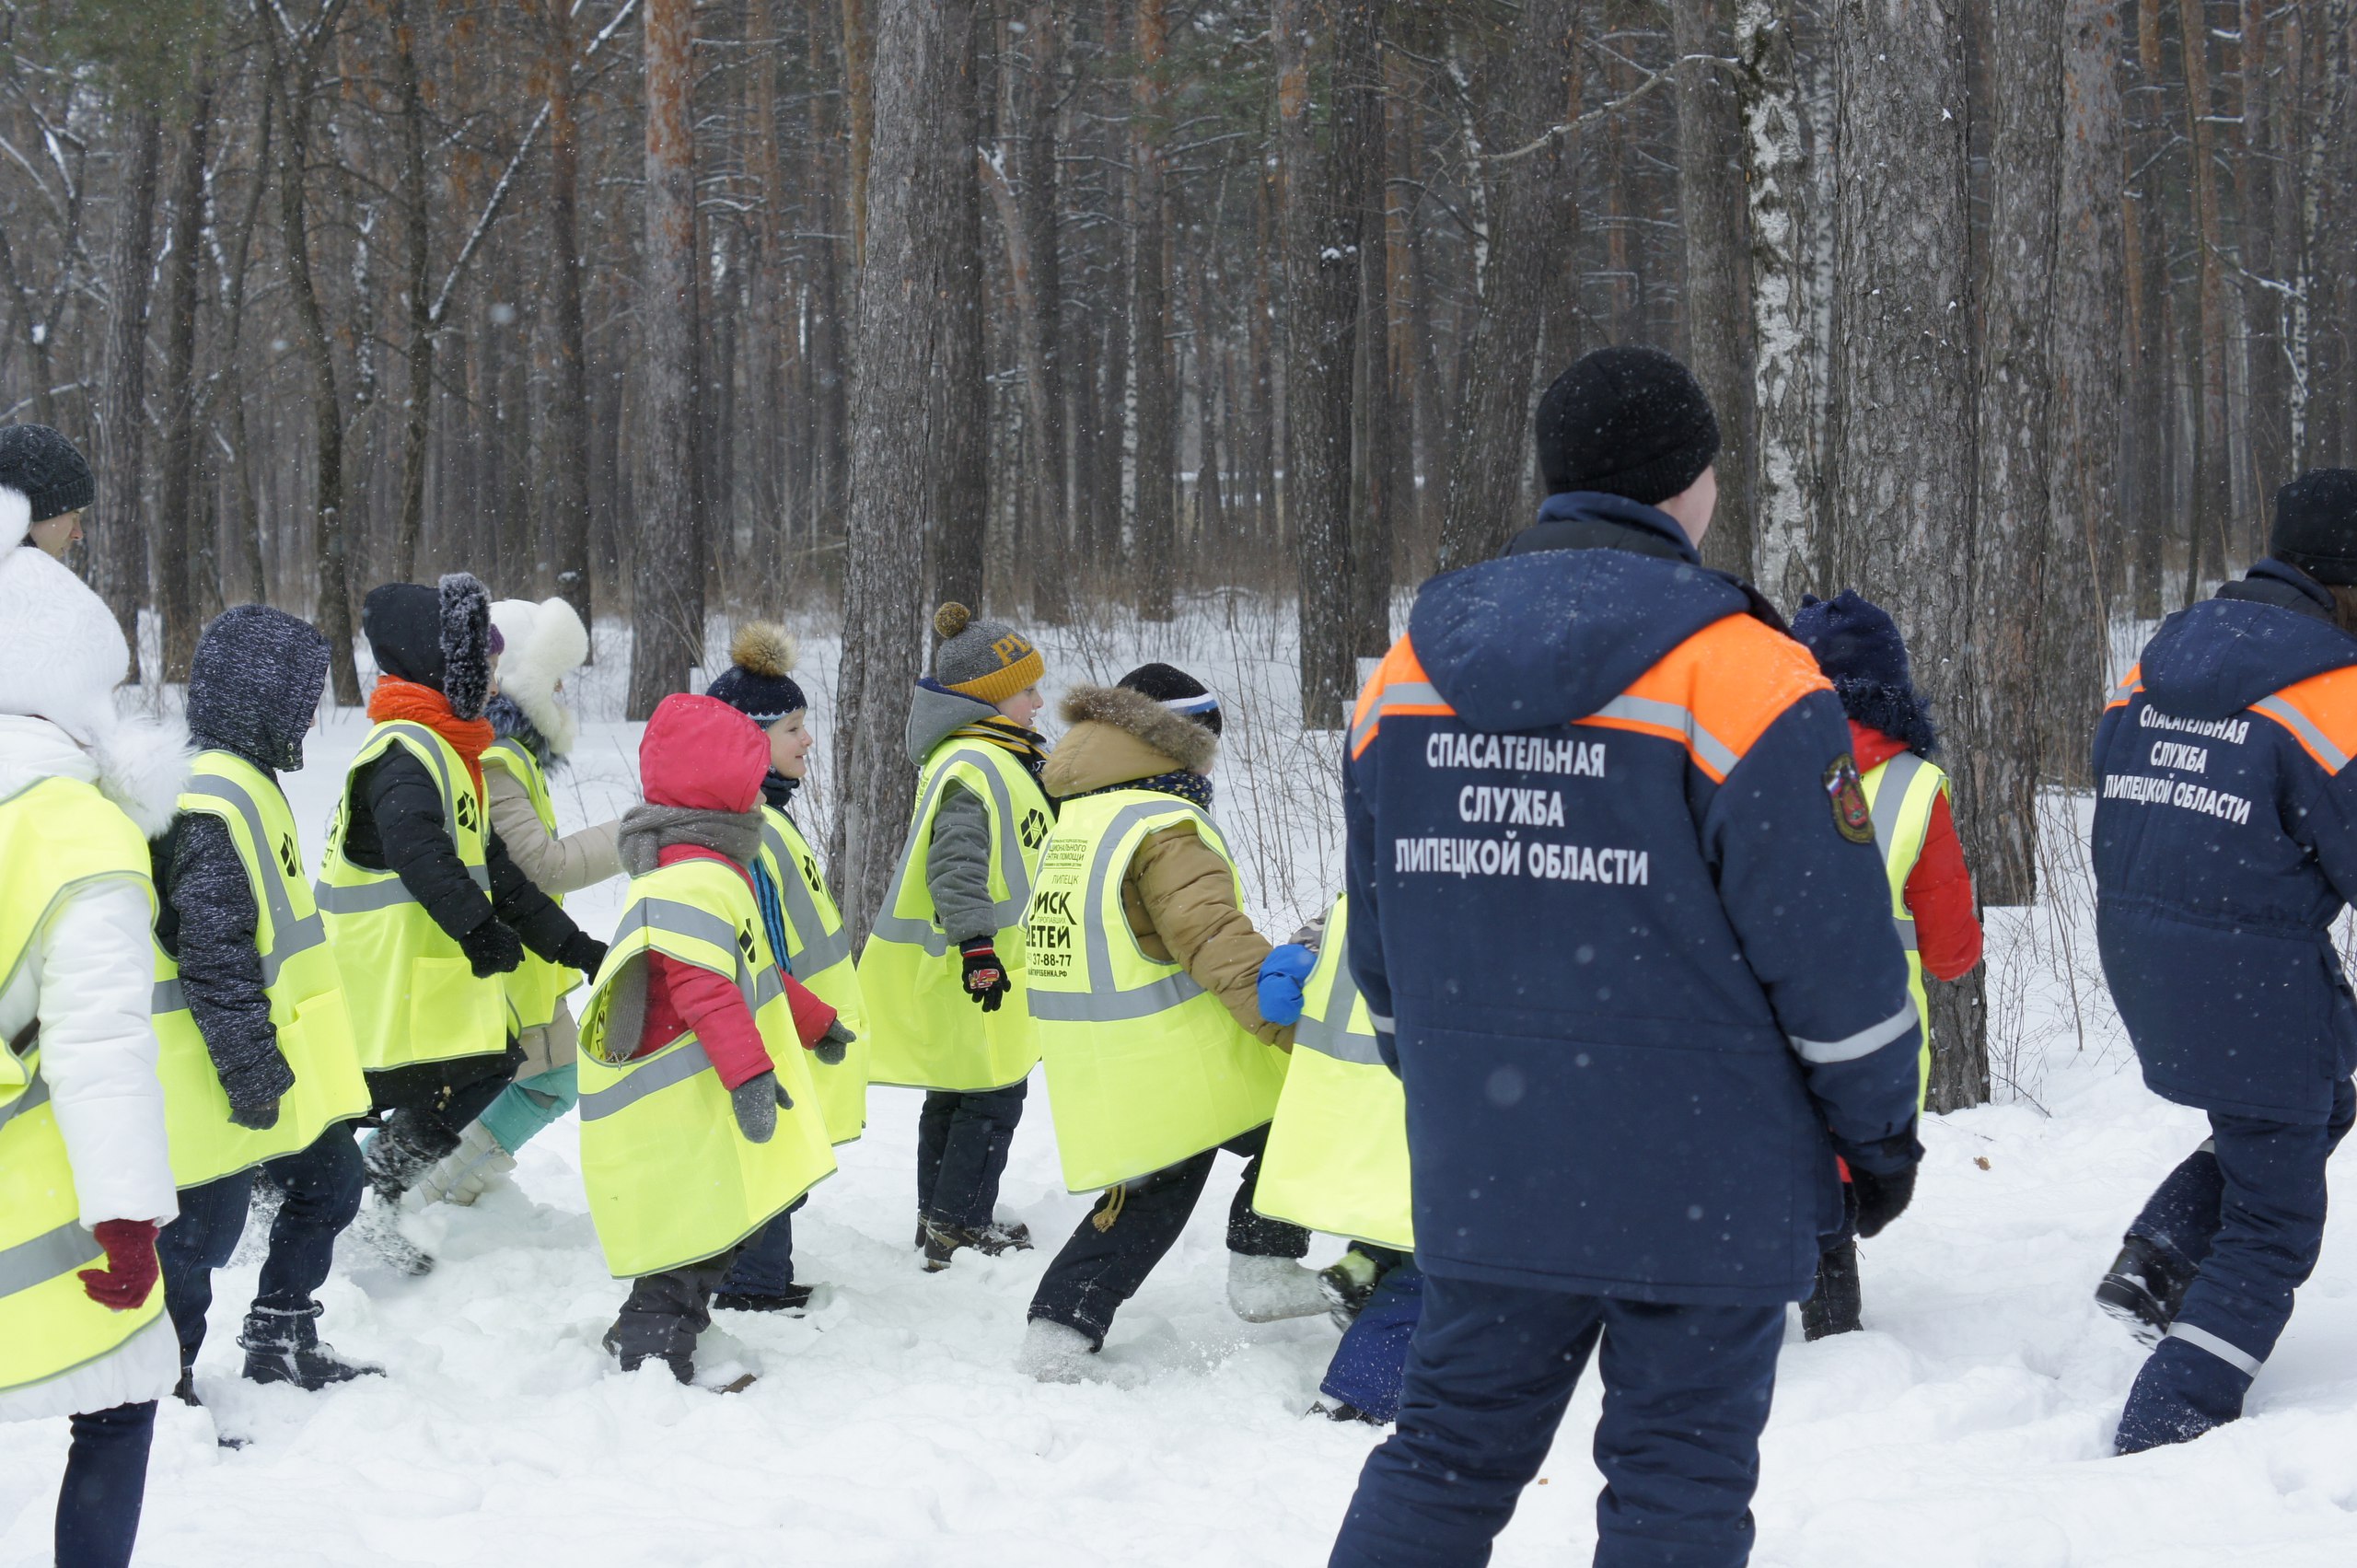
769, 709, 816, 778
997, 685, 1044, 729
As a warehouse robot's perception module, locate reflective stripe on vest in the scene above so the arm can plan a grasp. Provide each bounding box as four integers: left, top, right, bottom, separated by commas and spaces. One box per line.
1026, 790, 1288, 1192
153, 753, 367, 1188
482, 738, 574, 1036
1, 776, 168, 1392
574, 858, 835, 1278
757, 807, 869, 1144
859, 742, 1051, 1093
1861, 750, 1946, 1106
1253, 894, 1414, 1250
316, 721, 504, 1073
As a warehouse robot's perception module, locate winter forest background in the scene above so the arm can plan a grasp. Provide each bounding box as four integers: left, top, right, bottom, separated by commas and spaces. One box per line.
7, 0, 2357, 1121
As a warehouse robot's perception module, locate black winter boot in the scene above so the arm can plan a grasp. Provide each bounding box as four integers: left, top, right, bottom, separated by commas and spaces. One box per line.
1802, 1239, 1864, 1341
2096, 1235, 2193, 1345
239, 1304, 384, 1390
713, 1284, 817, 1315
921, 1218, 1028, 1272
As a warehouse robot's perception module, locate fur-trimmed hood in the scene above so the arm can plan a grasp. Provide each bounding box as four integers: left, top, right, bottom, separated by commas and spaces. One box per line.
0, 485, 191, 833
489, 596, 588, 756
1041, 683, 1218, 799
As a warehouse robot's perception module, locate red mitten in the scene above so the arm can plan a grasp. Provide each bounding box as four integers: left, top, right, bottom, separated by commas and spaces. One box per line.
78, 1219, 160, 1311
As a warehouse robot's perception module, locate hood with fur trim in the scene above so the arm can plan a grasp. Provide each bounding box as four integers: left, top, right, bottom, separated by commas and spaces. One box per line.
488, 596, 588, 757
0, 488, 190, 833
1040, 683, 1218, 799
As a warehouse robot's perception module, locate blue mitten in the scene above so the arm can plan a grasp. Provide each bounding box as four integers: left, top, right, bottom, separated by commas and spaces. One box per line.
1257, 944, 1318, 1027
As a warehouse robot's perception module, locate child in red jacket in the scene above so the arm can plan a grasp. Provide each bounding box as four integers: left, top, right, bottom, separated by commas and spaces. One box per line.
1791, 589, 1983, 1338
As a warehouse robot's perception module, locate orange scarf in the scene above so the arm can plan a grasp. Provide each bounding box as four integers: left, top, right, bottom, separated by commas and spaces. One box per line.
368, 676, 494, 794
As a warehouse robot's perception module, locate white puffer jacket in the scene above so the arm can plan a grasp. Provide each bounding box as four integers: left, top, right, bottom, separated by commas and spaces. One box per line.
1, 496, 189, 1422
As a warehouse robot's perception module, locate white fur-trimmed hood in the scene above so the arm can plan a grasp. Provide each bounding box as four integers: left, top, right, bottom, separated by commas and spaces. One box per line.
489, 596, 588, 757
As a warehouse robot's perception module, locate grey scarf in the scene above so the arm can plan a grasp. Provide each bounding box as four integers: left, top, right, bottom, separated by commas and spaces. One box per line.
592, 803, 764, 1062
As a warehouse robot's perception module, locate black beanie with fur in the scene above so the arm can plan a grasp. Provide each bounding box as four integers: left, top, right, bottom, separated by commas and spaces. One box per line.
1118, 662, 1223, 737
362, 573, 493, 718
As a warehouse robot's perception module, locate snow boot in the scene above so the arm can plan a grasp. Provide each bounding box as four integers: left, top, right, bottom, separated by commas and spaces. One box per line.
2096, 1235, 2193, 1346
1802, 1238, 1864, 1341
239, 1304, 384, 1391
1311, 1399, 1387, 1426
1227, 1252, 1330, 1323
1319, 1249, 1383, 1330
601, 1327, 695, 1386
357, 1122, 441, 1275
920, 1218, 1027, 1272
1016, 1318, 1099, 1384
981, 1218, 1034, 1252
412, 1119, 515, 1209
713, 1283, 817, 1315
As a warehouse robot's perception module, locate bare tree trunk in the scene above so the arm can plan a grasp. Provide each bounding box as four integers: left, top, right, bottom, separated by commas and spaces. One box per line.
932, 3, 991, 615
93, 107, 163, 650
842, 0, 876, 263
630, 0, 702, 717
1738, 0, 1819, 610
832, 0, 981, 934
543, 0, 594, 623
391, 0, 432, 587
1019, 0, 1069, 620
1133, 0, 1176, 621
1434, 0, 1579, 574
156, 74, 215, 681
2179, 0, 2234, 600
1350, 10, 1396, 659
1674, 0, 1759, 578
1829, 0, 1981, 1109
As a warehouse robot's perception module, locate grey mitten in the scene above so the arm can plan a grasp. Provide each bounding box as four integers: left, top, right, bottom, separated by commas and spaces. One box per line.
730, 1071, 788, 1143
813, 1018, 856, 1067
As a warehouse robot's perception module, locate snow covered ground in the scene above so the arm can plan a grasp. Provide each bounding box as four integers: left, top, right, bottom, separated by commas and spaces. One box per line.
10, 603, 2357, 1565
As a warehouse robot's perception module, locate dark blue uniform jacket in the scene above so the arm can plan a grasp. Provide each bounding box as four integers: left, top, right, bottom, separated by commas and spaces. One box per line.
1343, 493, 1922, 1306
2094, 559, 2357, 1124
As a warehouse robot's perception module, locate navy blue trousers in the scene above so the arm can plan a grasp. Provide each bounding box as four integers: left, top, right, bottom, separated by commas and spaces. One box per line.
157, 1123, 365, 1369
1321, 1256, 1423, 1423
1330, 1274, 1784, 1568
720, 1195, 807, 1295
55, 1400, 154, 1568
915, 1080, 1028, 1228
2118, 1076, 2355, 1452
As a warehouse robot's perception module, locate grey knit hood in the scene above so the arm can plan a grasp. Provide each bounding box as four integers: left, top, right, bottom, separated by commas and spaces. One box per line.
904, 679, 1004, 768
187, 605, 331, 774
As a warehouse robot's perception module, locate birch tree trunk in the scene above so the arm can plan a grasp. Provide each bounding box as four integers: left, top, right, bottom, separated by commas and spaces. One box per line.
1673, 0, 1758, 578
832, 0, 980, 934
628, 0, 702, 717
1737, 0, 1818, 611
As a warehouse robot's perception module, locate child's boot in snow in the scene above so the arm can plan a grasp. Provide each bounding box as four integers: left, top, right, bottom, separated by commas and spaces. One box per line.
412, 1119, 515, 1209
1227, 1251, 1329, 1323
1802, 1238, 1864, 1340
357, 1121, 440, 1275
1319, 1249, 1383, 1329
921, 1217, 1027, 1272
1310, 1399, 1387, 1425
239, 1304, 383, 1390
1016, 1317, 1098, 1383
713, 1283, 817, 1315
2096, 1234, 2193, 1346
981, 1218, 1034, 1252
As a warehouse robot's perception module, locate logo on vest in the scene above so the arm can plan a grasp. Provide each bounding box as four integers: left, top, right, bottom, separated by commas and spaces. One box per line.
1020, 808, 1051, 851
1825, 754, 1875, 845
278, 833, 302, 879
738, 922, 760, 966
454, 792, 481, 833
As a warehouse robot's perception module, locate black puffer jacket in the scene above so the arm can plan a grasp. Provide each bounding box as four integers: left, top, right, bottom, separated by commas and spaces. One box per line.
153, 606, 331, 1121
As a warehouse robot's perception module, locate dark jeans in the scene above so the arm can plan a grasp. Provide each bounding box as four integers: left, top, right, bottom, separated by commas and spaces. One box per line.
366, 1042, 526, 1163
55, 1401, 154, 1568
158, 1123, 365, 1369
2119, 1075, 2356, 1450
720, 1195, 807, 1296
609, 1245, 742, 1380
1028, 1126, 1308, 1346
916, 1080, 1028, 1228
1330, 1274, 1785, 1568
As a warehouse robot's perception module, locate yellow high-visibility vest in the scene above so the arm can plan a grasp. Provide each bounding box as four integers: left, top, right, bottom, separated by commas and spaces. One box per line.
315, 721, 505, 1074
758, 806, 869, 1144
860, 741, 1054, 1093
1253, 895, 1412, 1250
0, 775, 168, 1393
575, 855, 836, 1278
482, 738, 580, 1040
1862, 751, 1948, 1108
1025, 790, 1289, 1192
152, 751, 367, 1188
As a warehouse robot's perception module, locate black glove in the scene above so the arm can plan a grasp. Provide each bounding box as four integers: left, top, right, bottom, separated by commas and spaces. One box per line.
459, 919, 524, 978
221, 1050, 296, 1132
556, 932, 609, 980
730, 1070, 790, 1143
813, 1017, 856, 1066
1851, 1163, 1918, 1238
959, 938, 1010, 1013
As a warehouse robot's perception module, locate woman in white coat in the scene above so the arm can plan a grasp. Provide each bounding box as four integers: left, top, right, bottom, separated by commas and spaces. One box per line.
0, 446, 191, 1568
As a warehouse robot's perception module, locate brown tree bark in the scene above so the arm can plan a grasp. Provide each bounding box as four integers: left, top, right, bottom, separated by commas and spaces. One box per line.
931, 2, 991, 616
1673, 0, 1759, 578
390, 0, 433, 587
542, 0, 594, 623
2179, 0, 2234, 601
842, 0, 876, 264
92, 106, 162, 650
831, 0, 982, 934
1132, 0, 1176, 621
629, 0, 704, 717
1019, 0, 1069, 619
155, 73, 214, 681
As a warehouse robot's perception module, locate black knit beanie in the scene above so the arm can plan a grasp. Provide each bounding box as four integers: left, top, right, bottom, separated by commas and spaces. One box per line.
1790, 589, 1938, 757
705, 621, 808, 726
1535, 346, 1721, 506
0, 423, 95, 522
2270, 470, 2357, 587
1118, 662, 1222, 737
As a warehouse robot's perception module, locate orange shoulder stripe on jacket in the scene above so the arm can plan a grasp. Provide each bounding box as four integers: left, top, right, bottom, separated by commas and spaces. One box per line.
2252, 665, 2357, 774
1349, 634, 1454, 760
2105, 664, 2144, 712
1579, 614, 1831, 784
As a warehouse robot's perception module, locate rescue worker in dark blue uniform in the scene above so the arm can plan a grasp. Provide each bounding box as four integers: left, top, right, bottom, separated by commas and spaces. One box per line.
1326, 346, 1924, 1568
2090, 467, 2357, 1455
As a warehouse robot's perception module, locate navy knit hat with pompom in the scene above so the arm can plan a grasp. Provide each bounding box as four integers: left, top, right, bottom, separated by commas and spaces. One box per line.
705, 621, 807, 726
1789, 588, 1938, 757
